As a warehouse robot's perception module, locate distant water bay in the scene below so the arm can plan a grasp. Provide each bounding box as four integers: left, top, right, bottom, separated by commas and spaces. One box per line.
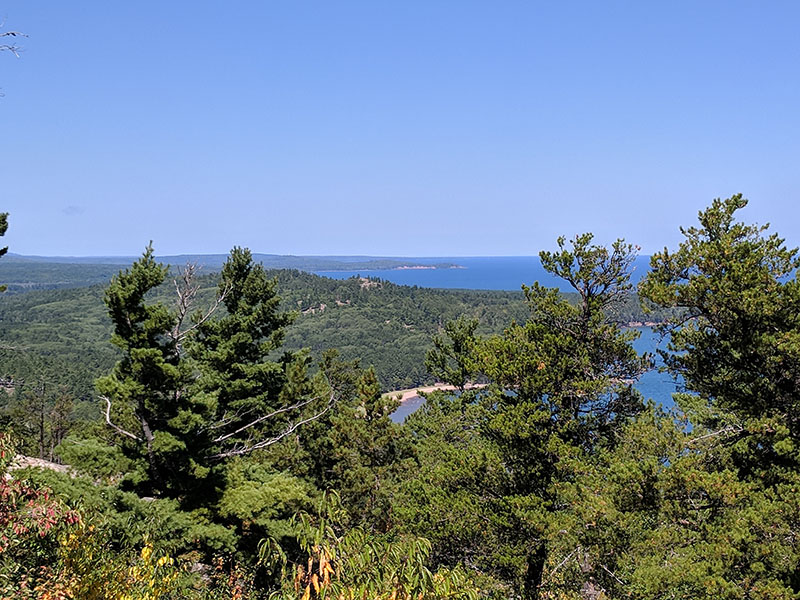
390, 327, 679, 423
314, 256, 653, 292
632, 326, 678, 408
315, 255, 679, 422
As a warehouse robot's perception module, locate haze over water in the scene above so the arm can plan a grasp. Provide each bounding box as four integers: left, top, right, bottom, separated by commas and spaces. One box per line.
316, 256, 654, 292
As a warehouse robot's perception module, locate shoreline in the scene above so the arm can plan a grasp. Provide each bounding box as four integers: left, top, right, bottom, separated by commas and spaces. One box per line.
384, 383, 488, 405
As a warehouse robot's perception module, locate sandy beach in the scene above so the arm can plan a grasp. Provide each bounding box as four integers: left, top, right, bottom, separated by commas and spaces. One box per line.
384, 383, 487, 404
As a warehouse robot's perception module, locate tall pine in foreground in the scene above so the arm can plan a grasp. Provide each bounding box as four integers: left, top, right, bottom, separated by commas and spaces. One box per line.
95, 244, 189, 496
97, 246, 332, 506
634, 195, 800, 598
640, 194, 800, 478
400, 234, 650, 599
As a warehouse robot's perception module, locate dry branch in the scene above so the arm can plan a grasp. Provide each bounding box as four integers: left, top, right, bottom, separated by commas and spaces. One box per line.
210, 392, 336, 459
170, 263, 230, 348
0, 30, 27, 57
101, 395, 142, 442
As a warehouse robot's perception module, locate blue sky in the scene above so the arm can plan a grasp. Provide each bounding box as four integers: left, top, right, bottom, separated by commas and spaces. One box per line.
2, 1, 799, 256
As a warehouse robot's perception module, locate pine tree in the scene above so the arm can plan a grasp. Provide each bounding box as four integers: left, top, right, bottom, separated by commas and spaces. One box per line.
97, 246, 333, 501
401, 234, 650, 598
640, 194, 800, 480
95, 244, 190, 496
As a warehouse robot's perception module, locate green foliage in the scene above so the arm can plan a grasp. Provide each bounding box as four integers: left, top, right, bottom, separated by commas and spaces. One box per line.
55, 435, 131, 482
0, 284, 119, 399
95, 244, 192, 497
0, 433, 81, 597
0, 259, 131, 293
395, 389, 507, 594
425, 316, 479, 389
1, 380, 73, 461
267, 350, 417, 533
482, 236, 648, 596
640, 194, 800, 435
633, 195, 800, 597
189, 247, 320, 466
642, 195, 800, 484
18, 465, 232, 558
217, 460, 316, 542
312, 358, 416, 531
88, 245, 338, 567
266, 493, 481, 600
0, 260, 671, 419
10, 197, 800, 598
394, 235, 652, 598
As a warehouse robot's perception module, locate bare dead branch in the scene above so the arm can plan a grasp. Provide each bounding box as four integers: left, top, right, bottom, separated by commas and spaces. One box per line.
539, 548, 577, 589
101, 395, 142, 442
0, 30, 27, 58
182, 280, 230, 337
211, 395, 319, 444
170, 263, 231, 348
599, 562, 626, 586
206, 406, 257, 431
171, 263, 200, 344
210, 392, 336, 459
686, 424, 744, 446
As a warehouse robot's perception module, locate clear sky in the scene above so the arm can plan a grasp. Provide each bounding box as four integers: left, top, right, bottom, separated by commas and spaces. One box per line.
2, 1, 799, 257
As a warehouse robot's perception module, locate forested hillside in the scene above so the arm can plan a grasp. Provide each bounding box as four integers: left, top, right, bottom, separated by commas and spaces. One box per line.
7, 198, 794, 599
0, 266, 671, 402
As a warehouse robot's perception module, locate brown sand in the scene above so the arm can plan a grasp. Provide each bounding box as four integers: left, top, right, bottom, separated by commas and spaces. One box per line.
384, 383, 487, 405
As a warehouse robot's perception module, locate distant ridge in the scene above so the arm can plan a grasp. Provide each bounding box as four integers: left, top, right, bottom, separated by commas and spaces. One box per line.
5, 253, 136, 265
0, 254, 654, 294
0, 253, 463, 293
4, 253, 460, 271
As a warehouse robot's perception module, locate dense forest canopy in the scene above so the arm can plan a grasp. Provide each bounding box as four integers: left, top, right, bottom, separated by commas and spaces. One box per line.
0, 263, 673, 408
2, 196, 799, 599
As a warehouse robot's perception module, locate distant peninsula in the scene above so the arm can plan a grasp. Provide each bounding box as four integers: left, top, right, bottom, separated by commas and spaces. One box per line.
0, 254, 465, 292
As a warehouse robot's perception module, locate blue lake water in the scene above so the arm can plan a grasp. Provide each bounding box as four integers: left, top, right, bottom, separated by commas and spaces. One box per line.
315, 256, 653, 292
390, 327, 678, 422
632, 326, 678, 406
313, 255, 677, 422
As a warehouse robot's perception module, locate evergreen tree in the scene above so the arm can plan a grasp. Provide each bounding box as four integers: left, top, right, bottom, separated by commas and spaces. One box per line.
398, 234, 650, 598
425, 315, 479, 390
95, 244, 190, 496
633, 195, 800, 598
189, 247, 329, 463
97, 246, 333, 503
479, 235, 649, 598
279, 350, 416, 533
640, 195, 800, 479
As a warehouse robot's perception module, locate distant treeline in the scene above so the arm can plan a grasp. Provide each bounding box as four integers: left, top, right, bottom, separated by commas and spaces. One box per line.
0, 266, 676, 414
0, 254, 460, 291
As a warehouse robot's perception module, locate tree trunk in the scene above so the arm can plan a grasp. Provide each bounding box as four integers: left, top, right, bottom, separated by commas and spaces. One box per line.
139, 411, 163, 493
523, 541, 547, 600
